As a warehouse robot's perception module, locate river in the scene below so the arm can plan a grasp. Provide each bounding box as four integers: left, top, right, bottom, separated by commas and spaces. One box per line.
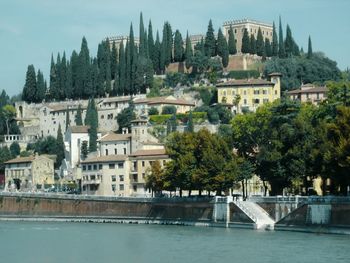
0, 221, 349, 263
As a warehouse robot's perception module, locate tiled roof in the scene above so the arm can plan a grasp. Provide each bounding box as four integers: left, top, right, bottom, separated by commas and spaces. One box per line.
81, 155, 127, 164
4, 156, 35, 164
130, 149, 167, 157
70, 126, 90, 133
100, 96, 132, 104
287, 86, 327, 95
45, 104, 87, 112
217, 79, 273, 87
98, 132, 131, 142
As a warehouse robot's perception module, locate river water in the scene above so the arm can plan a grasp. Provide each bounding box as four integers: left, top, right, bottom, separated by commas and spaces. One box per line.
0, 221, 349, 263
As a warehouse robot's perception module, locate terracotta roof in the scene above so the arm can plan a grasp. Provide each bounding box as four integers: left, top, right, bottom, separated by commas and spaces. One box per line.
81, 155, 127, 164
45, 104, 87, 112
100, 96, 132, 104
4, 156, 35, 164
70, 126, 90, 133
98, 132, 131, 142
268, 72, 282, 76
134, 97, 194, 106
217, 79, 273, 87
130, 149, 167, 157
287, 86, 327, 95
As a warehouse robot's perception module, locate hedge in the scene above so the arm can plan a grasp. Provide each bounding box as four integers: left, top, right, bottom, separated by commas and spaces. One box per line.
149, 112, 207, 125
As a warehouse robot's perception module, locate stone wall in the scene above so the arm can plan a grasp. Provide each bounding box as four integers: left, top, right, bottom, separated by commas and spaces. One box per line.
229, 203, 254, 223
0, 194, 213, 222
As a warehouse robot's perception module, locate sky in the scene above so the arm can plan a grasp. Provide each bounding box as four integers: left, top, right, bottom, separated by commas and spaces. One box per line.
1, 0, 349, 96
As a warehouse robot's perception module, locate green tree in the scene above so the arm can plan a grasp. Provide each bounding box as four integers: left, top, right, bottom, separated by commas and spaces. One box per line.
75, 105, 83, 126
256, 28, 265, 56
10, 142, 20, 158
0, 146, 12, 172
184, 32, 193, 70
204, 19, 216, 57
56, 124, 65, 168
148, 107, 159, 115
250, 34, 257, 54
228, 26, 237, 55
148, 20, 155, 67
241, 29, 250, 54
80, 140, 88, 160
65, 108, 70, 131
285, 24, 294, 57
0, 90, 9, 108
36, 70, 46, 102
22, 65, 37, 103
265, 38, 272, 57
216, 28, 229, 68
2, 105, 16, 135
278, 16, 286, 58
162, 105, 177, 115
174, 30, 184, 62
117, 102, 136, 133
272, 22, 278, 56
307, 35, 313, 59
186, 111, 194, 132
145, 160, 164, 196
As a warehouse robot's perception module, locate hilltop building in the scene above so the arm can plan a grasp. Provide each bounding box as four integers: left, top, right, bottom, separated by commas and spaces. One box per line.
222, 19, 273, 53
287, 84, 327, 105
107, 35, 140, 49
217, 73, 281, 113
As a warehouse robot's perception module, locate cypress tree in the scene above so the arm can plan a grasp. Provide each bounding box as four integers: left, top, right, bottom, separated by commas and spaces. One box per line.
204, 19, 216, 57
139, 12, 145, 57
161, 22, 173, 67
110, 41, 118, 79
174, 30, 184, 62
184, 32, 193, 70
285, 24, 294, 57
78, 37, 92, 98
265, 38, 272, 57
228, 26, 237, 55
278, 16, 286, 58
56, 124, 65, 168
250, 34, 257, 54
65, 61, 73, 99
59, 52, 68, 100
36, 70, 46, 103
272, 22, 278, 57
154, 31, 161, 73
125, 39, 131, 95
256, 28, 265, 56
22, 64, 37, 103
186, 111, 194, 132
241, 29, 250, 54
49, 55, 58, 100
217, 28, 229, 68
118, 42, 126, 95
148, 20, 155, 66
65, 108, 70, 131
75, 105, 83, 126
70, 50, 80, 99
81, 141, 88, 160
87, 99, 98, 153
307, 35, 313, 59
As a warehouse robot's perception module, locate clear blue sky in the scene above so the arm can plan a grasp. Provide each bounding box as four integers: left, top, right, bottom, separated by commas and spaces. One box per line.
1, 0, 349, 96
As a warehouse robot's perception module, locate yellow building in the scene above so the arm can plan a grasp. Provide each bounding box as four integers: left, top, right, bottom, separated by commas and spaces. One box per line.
217, 73, 281, 113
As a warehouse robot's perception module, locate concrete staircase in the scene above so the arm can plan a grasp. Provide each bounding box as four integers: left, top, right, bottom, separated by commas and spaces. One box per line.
234, 200, 275, 230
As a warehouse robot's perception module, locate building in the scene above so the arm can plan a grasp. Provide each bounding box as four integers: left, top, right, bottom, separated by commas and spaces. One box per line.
4, 155, 55, 191
216, 73, 281, 113
129, 148, 168, 196
222, 19, 273, 53
107, 36, 140, 50
287, 84, 327, 105
80, 155, 129, 196
133, 96, 195, 116
189, 34, 205, 49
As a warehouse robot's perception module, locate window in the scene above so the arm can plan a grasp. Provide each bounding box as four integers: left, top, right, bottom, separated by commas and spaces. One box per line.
123, 148, 126, 155
111, 175, 116, 182
263, 90, 268, 95
163, 160, 166, 166
142, 161, 145, 167
109, 163, 115, 169
263, 98, 269, 103
90, 175, 96, 180
275, 90, 278, 95
133, 185, 137, 192
112, 185, 116, 192
119, 175, 124, 182
244, 99, 247, 104
234, 29, 237, 33
119, 184, 124, 191
114, 149, 117, 154
142, 173, 146, 179
105, 149, 108, 156
99, 164, 103, 170
243, 90, 247, 95
101, 115, 104, 119
88, 165, 92, 171
93, 164, 97, 170
254, 90, 260, 95
254, 99, 260, 104
118, 162, 124, 169
82, 165, 86, 171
